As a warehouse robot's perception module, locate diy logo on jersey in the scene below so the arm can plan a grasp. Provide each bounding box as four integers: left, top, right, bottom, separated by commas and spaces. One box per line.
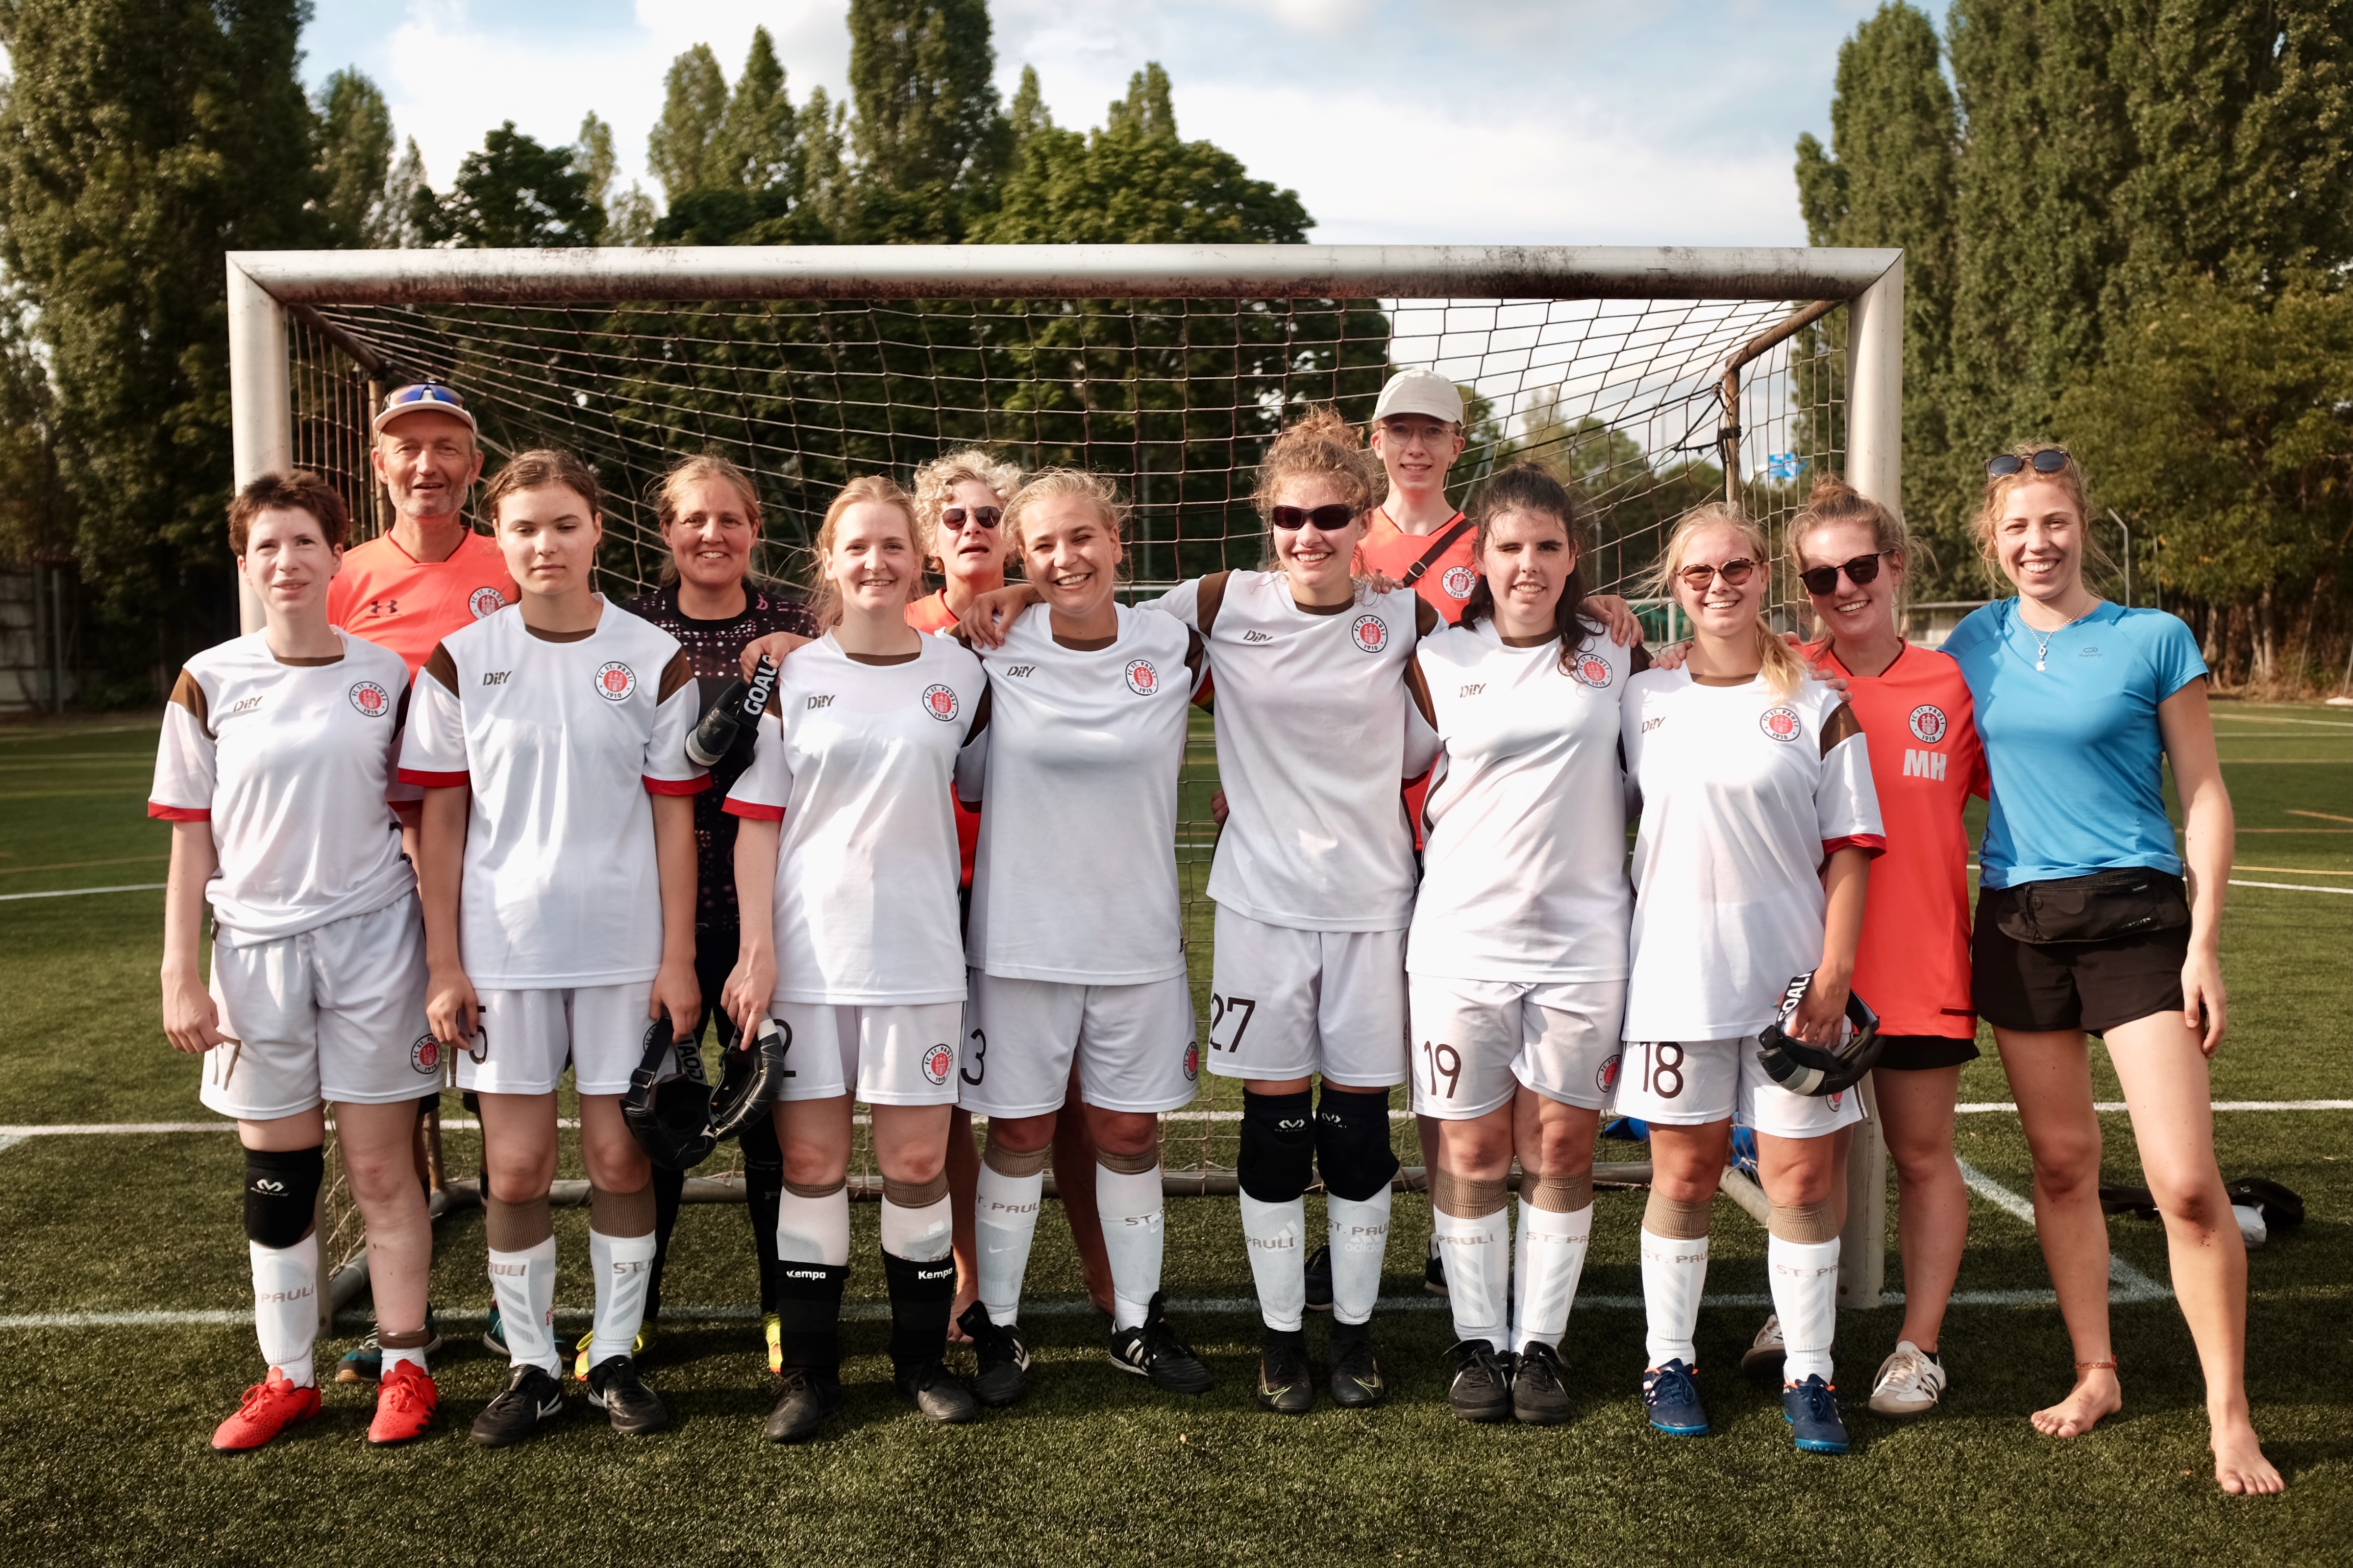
1440, 564, 1477, 600
1124, 659, 1159, 696
1567, 652, 1613, 689
1759, 706, 1802, 742
1907, 704, 1949, 744
921, 1043, 954, 1085
347, 680, 391, 717
594, 662, 638, 701
1350, 614, 1389, 654
921, 684, 960, 721
468, 586, 506, 619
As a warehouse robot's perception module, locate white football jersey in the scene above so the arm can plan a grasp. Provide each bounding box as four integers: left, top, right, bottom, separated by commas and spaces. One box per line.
726, 633, 989, 1005
398, 601, 705, 987
1619, 669, 1884, 1040
1407, 620, 1635, 983
148, 630, 417, 945
960, 606, 1206, 984
1150, 571, 1432, 933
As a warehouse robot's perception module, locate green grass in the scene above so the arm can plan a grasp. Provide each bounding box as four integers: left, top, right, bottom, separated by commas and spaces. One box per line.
0, 707, 2345, 1567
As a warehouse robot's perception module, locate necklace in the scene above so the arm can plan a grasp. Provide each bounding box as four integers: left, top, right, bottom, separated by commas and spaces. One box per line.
2022, 603, 2096, 671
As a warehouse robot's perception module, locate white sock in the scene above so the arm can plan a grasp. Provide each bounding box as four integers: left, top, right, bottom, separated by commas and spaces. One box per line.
1511, 1200, 1592, 1352
974, 1166, 1044, 1327
775, 1185, 851, 1266
1096, 1163, 1164, 1333
1639, 1226, 1709, 1369
488, 1235, 559, 1374
249, 1235, 319, 1388
1433, 1204, 1508, 1350
880, 1194, 955, 1263
1327, 1189, 1392, 1326
1238, 1192, 1307, 1332
1769, 1235, 1841, 1384
381, 1344, 427, 1375
588, 1228, 658, 1365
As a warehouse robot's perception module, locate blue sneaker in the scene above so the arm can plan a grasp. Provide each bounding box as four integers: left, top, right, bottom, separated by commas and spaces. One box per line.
1783, 1373, 1851, 1453
1642, 1358, 1708, 1435
336, 1305, 442, 1383
482, 1302, 508, 1358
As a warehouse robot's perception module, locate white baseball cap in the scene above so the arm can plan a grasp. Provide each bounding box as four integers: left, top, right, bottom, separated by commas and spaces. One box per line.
1372, 367, 1463, 426
373, 383, 478, 438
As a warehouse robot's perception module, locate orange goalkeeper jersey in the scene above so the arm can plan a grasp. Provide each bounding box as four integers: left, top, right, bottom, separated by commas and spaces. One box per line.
327, 530, 516, 678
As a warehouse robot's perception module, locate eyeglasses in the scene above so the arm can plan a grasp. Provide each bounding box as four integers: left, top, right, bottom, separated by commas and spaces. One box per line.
1797, 551, 1893, 596
1675, 557, 1758, 589
1269, 504, 1357, 533
941, 506, 1002, 530
1987, 448, 2071, 478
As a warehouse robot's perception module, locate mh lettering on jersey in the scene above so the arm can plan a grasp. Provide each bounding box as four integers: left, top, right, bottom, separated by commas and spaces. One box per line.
1902, 747, 1949, 782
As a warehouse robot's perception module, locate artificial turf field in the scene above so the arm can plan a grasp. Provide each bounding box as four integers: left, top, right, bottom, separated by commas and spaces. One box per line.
0, 705, 2344, 1567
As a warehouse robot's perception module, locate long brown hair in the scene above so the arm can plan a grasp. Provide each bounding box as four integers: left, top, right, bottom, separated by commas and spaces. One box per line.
808, 475, 920, 629
481, 447, 602, 526
1458, 461, 1598, 670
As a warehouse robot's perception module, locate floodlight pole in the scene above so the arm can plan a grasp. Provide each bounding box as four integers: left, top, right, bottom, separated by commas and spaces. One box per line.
227, 259, 292, 635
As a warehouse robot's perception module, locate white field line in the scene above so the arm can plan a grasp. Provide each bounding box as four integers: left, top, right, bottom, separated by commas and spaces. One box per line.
1956, 1159, 2170, 1304
2231, 879, 2353, 895
1955, 1101, 2351, 1113
0, 882, 165, 902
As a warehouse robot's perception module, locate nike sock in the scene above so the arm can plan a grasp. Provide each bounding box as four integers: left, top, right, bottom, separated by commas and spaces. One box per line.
1096, 1157, 1164, 1333
1238, 1193, 1308, 1332
975, 1145, 1046, 1328
487, 1236, 560, 1375
1769, 1235, 1841, 1385
1511, 1199, 1593, 1352
1638, 1227, 1709, 1370
1432, 1200, 1508, 1352
249, 1235, 320, 1388
1326, 1189, 1392, 1328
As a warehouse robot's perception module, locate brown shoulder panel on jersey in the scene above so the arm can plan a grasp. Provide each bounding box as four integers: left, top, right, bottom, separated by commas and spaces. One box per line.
1821, 700, 1863, 757
1415, 596, 1440, 638
1184, 627, 1207, 690
964, 682, 993, 743
657, 649, 694, 703
1196, 571, 1231, 638
393, 682, 412, 731
169, 667, 212, 738
1630, 640, 1653, 674
423, 643, 460, 695
1403, 655, 1438, 728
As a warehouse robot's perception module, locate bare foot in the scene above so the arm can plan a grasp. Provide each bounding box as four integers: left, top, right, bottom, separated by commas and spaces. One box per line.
2213, 1418, 2284, 1495
947, 1289, 978, 1344
1081, 1268, 1116, 1318
2032, 1367, 2123, 1437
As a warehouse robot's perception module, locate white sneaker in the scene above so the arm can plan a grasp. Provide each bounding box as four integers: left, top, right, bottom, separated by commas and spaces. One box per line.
1740, 1313, 1784, 1375
1868, 1340, 1948, 1417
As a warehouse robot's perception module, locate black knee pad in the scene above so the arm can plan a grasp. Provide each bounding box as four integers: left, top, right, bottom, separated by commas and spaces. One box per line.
242, 1145, 325, 1250
1238, 1089, 1315, 1203
1315, 1084, 1399, 1202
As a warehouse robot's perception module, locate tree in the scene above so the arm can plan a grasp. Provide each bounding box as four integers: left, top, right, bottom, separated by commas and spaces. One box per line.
716, 27, 800, 195
314, 68, 397, 247
648, 43, 730, 204
0, 293, 73, 565
576, 111, 656, 245
414, 122, 603, 248
383, 137, 429, 248
0, 0, 322, 692
845, 0, 1011, 240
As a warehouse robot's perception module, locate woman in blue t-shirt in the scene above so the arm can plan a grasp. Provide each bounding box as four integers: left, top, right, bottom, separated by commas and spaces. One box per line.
1945, 444, 2278, 1496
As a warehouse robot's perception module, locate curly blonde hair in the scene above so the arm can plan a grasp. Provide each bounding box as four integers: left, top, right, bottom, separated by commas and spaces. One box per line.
1649, 502, 1806, 699
1001, 467, 1127, 556
1252, 404, 1383, 520
911, 448, 1024, 566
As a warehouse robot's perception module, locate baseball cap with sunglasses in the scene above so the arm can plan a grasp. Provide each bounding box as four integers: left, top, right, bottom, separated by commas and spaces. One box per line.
373, 383, 477, 438
1797, 551, 1894, 596
1986, 447, 2071, 478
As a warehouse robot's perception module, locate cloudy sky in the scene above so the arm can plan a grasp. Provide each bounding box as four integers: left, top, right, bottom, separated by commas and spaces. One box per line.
301, 0, 1879, 246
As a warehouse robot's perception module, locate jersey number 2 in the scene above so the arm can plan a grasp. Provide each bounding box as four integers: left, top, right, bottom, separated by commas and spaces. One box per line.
1207, 994, 1256, 1054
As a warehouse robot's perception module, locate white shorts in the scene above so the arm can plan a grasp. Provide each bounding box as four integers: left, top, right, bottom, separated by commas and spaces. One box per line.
459, 982, 655, 1098
1406, 976, 1627, 1120
201, 895, 434, 1120
959, 971, 1198, 1119
1206, 906, 1407, 1088
1612, 1036, 1866, 1140
775, 1001, 965, 1107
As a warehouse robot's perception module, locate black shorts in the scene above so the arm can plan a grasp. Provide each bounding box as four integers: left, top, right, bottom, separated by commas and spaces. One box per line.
1874, 1033, 1980, 1072
1971, 883, 2189, 1036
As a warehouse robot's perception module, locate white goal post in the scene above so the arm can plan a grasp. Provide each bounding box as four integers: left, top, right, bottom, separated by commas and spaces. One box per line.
227, 243, 1905, 1311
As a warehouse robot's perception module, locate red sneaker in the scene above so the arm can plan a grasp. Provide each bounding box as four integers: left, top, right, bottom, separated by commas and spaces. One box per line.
211, 1369, 321, 1454
367, 1358, 439, 1447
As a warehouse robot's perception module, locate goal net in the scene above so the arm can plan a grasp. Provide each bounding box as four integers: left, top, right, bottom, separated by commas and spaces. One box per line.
232, 245, 1904, 1309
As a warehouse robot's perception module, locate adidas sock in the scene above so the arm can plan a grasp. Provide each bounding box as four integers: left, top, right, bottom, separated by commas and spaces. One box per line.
249, 1235, 320, 1388
1433, 1204, 1508, 1351
488, 1236, 560, 1375
588, 1228, 658, 1365
1512, 1200, 1592, 1352
1096, 1161, 1164, 1333
1639, 1227, 1709, 1369
973, 1165, 1044, 1328
1326, 1189, 1392, 1328
1768, 1235, 1841, 1385
1238, 1193, 1308, 1332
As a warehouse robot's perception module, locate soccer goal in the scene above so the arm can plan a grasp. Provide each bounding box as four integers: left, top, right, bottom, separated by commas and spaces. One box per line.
225, 243, 1906, 1313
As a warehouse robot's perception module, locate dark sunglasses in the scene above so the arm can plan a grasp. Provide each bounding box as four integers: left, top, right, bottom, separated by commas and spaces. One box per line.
1987, 448, 2071, 478
1269, 504, 1357, 533
941, 506, 1002, 529
1797, 551, 1894, 596
1676, 557, 1758, 589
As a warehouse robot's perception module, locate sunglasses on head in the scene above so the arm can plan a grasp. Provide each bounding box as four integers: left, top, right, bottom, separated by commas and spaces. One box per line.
1269, 504, 1357, 533
386, 382, 466, 409
1797, 551, 1894, 596
941, 506, 1002, 529
1987, 448, 2071, 478
1676, 557, 1758, 589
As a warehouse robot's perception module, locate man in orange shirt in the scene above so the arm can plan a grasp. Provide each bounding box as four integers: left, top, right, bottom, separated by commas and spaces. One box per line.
326, 384, 512, 676
1354, 368, 1478, 619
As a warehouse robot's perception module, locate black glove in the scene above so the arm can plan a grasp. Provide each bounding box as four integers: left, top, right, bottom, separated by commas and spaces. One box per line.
687, 655, 779, 768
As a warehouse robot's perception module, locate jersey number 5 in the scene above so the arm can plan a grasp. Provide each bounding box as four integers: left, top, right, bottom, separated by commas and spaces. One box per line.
1207, 994, 1256, 1054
